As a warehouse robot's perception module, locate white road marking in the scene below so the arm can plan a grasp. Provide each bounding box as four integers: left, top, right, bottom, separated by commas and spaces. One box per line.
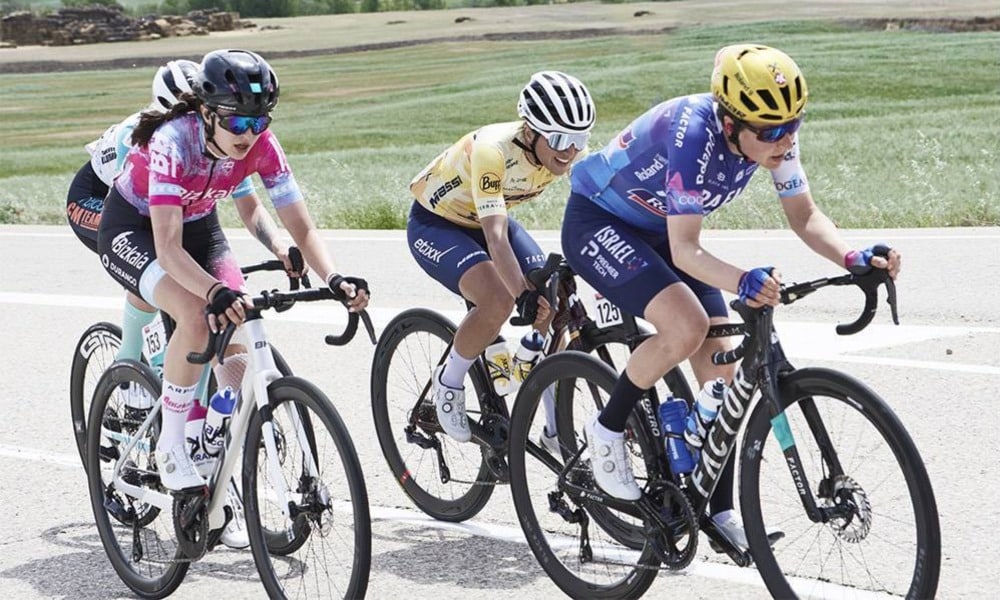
2, 291, 996, 375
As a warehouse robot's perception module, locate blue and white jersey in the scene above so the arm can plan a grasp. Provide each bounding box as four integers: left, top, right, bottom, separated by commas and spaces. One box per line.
570, 93, 809, 233
85, 112, 142, 188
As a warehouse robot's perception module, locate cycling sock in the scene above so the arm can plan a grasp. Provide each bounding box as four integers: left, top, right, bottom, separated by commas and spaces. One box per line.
158, 380, 198, 450
213, 352, 247, 396
598, 370, 647, 433
710, 453, 736, 515
117, 300, 157, 362
542, 384, 557, 435
440, 347, 475, 389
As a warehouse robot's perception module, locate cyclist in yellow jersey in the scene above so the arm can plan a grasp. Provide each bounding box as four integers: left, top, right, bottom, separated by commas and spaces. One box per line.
407, 71, 596, 442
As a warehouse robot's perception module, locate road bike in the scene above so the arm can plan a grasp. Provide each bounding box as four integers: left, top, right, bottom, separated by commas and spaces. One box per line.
69, 255, 305, 473
85, 282, 376, 599
507, 264, 941, 598
370, 253, 693, 523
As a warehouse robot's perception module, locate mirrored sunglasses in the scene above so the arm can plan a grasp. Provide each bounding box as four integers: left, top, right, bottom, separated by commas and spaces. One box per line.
742, 116, 803, 143
542, 130, 590, 152
215, 113, 272, 135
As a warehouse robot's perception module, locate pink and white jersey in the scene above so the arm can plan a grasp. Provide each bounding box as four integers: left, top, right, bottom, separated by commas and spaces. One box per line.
115, 113, 302, 222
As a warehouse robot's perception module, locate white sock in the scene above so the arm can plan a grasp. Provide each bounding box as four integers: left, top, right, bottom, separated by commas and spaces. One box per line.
440, 347, 475, 389
542, 385, 557, 436
592, 417, 624, 442
158, 380, 197, 450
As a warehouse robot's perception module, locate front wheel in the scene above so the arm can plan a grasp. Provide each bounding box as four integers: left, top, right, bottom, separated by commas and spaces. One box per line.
71, 321, 123, 472
740, 367, 941, 599
244, 376, 371, 599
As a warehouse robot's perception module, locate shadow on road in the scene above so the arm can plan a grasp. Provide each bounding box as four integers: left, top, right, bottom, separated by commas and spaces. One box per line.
371, 524, 546, 590
0, 522, 264, 599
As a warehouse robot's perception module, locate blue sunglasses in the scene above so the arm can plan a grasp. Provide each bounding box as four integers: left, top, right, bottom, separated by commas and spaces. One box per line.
741, 115, 804, 143
215, 112, 272, 135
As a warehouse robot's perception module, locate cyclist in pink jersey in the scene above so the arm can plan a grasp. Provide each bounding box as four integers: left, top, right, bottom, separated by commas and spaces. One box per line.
69, 58, 300, 374
98, 49, 370, 493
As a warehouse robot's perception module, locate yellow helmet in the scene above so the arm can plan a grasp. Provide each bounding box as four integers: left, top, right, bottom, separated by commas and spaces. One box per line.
711, 44, 807, 124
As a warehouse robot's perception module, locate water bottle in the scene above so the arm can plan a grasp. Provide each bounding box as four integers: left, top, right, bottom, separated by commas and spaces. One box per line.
684, 378, 726, 450
184, 400, 214, 477
203, 386, 236, 458
484, 341, 513, 396
659, 396, 696, 475
510, 329, 545, 391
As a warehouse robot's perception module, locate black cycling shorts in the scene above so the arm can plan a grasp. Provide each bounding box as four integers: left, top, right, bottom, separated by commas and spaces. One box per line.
66, 161, 108, 254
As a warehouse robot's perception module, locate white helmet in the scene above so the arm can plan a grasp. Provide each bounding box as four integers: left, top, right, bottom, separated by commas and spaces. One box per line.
150, 59, 198, 112
517, 71, 595, 135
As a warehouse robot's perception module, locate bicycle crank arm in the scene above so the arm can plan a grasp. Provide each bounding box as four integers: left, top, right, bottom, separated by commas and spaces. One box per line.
701, 518, 753, 567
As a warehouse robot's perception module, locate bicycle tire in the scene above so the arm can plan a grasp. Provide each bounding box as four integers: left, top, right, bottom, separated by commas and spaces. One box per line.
740, 367, 941, 599
86, 359, 188, 599
243, 376, 372, 599
510, 351, 660, 599
71, 321, 123, 472
371, 308, 495, 522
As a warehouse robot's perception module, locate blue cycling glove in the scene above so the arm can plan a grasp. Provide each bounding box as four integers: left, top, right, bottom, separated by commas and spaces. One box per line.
844, 243, 891, 275
738, 267, 774, 304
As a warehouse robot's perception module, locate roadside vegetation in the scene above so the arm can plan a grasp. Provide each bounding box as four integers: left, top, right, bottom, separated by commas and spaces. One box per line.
0, 19, 996, 228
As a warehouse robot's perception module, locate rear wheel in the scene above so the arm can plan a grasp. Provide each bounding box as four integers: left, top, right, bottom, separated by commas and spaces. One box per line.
740, 367, 941, 599
509, 351, 660, 599
371, 308, 495, 522
86, 360, 187, 599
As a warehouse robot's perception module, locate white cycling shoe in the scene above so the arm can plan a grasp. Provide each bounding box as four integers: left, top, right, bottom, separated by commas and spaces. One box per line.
585, 416, 641, 501
710, 509, 784, 552
432, 367, 471, 443
155, 443, 206, 492
220, 483, 250, 550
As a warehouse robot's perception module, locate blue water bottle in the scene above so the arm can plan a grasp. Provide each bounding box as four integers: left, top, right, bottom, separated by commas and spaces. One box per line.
659, 396, 696, 475
203, 386, 236, 458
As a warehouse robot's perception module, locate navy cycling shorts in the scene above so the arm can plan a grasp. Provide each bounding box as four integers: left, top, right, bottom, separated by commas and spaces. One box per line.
66, 161, 108, 254
561, 193, 726, 321
97, 188, 243, 307
406, 201, 545, 296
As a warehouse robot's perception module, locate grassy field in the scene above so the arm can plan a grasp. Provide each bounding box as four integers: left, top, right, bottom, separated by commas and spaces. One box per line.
0, 17, 997, 229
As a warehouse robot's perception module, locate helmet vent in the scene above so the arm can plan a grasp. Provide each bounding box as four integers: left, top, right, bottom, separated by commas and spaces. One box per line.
739, 91, 759, 113
758, 89, 778, 111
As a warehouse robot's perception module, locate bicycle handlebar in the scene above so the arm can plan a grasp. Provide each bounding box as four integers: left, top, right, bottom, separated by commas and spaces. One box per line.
239, 247, 312, 292
711, 267, 899, 365
511, 253, 567, 326
187, 287, 377, 365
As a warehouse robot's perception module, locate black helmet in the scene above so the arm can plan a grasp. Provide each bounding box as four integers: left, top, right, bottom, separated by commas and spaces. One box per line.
194, 49, 279, 116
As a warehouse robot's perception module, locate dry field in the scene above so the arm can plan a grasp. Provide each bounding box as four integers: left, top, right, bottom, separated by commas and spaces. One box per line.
1, 0, 998, 72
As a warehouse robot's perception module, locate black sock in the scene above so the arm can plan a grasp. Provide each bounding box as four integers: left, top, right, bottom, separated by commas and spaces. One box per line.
597, 370, 647, 432
710, 453, 736, 515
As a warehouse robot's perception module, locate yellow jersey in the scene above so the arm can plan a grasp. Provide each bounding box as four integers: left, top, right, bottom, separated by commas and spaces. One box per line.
410, 121, 581, 229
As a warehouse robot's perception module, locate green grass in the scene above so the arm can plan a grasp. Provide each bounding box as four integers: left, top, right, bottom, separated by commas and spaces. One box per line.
1, 20, 997, 228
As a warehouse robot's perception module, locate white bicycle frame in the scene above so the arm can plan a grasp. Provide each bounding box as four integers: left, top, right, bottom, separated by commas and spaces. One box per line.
103, 316, 324, 534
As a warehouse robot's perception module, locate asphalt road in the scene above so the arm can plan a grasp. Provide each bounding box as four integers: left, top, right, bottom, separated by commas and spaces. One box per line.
0, 225, 997, 599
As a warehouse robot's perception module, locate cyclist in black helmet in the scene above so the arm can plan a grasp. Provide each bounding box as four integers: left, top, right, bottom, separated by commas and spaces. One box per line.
97, 49, 369, 497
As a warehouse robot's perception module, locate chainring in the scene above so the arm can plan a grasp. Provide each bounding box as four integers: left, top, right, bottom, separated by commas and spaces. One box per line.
646, 481, 698, 570
173, 494, 209, 560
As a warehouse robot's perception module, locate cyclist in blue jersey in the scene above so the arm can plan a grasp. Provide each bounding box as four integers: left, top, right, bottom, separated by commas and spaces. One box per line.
561, 44, 901, 550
